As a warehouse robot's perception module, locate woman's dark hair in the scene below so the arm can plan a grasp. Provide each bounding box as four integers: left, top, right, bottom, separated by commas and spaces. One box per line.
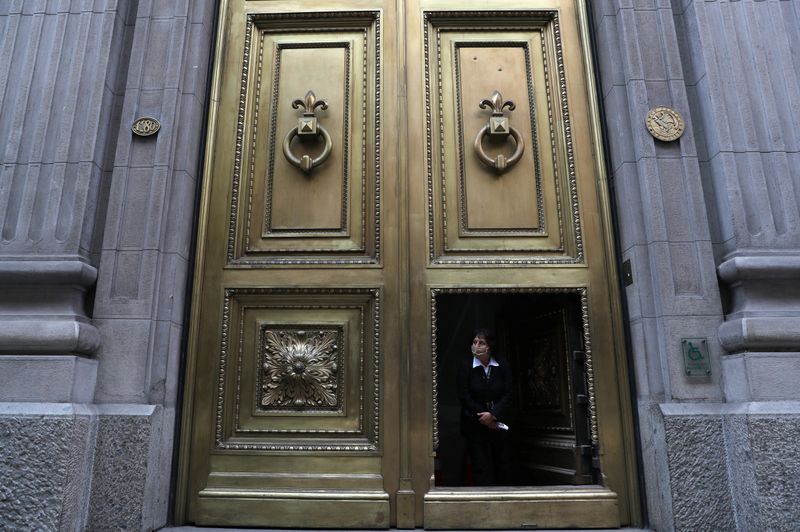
472, 328, 497, 354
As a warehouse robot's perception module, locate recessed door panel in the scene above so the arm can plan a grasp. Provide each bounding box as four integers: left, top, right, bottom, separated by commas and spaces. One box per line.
426, 12, 579, 262
231, 12, 380, 263
457, 44, 541, 232
215, 288, 380, 450
267, 45, 349, 233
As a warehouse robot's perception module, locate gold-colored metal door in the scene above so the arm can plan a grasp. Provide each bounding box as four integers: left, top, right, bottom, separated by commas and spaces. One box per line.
177, 0, 640, 528
405, 2, 639, 528
176, 1, 400, 527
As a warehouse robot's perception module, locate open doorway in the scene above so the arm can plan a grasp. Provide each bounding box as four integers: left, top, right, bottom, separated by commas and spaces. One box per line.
434, 291, 596, 487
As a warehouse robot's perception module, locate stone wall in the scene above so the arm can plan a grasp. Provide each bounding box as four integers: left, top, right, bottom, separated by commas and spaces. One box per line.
0, 0, 217, 529
592, 1, 800, 530
0, 404, 96, 531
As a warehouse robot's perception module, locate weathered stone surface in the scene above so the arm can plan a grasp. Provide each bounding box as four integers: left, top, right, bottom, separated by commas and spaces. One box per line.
0, 404, 173, 532
661, 403, 800, 532
662, 412, 735, 532
722, 413, 759, 532
0, 404, 96, 532
0, 355, 97, 403
747, 415, 800, 531
88, 405, 165, 532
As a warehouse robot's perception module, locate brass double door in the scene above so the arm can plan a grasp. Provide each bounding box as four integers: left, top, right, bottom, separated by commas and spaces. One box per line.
177, 0, 640, 528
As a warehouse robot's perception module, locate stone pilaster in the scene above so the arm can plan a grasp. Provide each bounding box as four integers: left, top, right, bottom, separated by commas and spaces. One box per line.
0, 0, 133, 398
675, 0, 800, 399
0, 0, 217, 529
92, 0, 214, 406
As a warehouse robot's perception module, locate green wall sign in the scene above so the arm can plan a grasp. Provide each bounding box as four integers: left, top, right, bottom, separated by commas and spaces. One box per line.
681, 338, 711, 377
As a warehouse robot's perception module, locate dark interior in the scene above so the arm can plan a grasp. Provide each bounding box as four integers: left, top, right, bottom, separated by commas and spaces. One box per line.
434, 292, 597, 487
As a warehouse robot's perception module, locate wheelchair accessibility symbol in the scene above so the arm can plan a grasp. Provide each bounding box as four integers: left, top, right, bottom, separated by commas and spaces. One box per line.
681, 338, 711, 376
686, 342, 703, 361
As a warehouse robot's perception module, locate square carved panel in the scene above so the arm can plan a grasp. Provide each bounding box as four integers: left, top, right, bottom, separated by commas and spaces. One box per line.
215, 287, 381, 452
424, 11, 583, 264
258, 327, 345, 412
228, 12, 381, 265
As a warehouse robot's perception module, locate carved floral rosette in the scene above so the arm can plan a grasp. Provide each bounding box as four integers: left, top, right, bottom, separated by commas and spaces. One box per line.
260, 328, 343, 410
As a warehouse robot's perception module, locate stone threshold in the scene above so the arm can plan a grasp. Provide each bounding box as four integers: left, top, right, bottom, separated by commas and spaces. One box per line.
162, 527, 651, 531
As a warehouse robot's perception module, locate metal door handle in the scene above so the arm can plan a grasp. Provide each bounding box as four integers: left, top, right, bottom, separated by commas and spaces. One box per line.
283, 91, 332, 173
473, 90, 524, 174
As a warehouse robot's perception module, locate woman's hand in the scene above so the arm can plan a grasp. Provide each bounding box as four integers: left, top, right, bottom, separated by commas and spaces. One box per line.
477, 411, 496, 427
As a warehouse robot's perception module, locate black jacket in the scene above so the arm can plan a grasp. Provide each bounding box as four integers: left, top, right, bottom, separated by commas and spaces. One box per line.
457, 357, 513, 437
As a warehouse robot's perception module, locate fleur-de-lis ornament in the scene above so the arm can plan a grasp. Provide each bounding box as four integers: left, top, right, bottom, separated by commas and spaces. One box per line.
292, 90, 328, 113
479, 90, 516, 116
479, 90, 516, 138
474, 90, 524, 173
292, 90, 328, 137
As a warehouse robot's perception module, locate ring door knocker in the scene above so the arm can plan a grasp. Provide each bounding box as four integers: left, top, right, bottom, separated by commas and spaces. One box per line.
283, 90, 333, 174
474, 90, 525, 174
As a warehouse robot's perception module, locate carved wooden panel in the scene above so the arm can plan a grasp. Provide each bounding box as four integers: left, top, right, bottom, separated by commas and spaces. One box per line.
215, 288, 381, 452
507, 304, 590, 485
513, 309, 575, 433
424, 12, 582, 264
229, 12, 381, 264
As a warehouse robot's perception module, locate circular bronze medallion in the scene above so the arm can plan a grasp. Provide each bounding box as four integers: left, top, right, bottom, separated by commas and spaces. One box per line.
645, 106, 684, 142
131, 117, 161, 137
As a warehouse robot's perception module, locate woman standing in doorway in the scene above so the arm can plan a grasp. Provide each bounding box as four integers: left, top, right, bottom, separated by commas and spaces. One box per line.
457, 328, 513, 486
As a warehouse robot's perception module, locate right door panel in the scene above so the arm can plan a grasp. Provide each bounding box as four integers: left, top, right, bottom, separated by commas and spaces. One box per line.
404, 1, 640, 528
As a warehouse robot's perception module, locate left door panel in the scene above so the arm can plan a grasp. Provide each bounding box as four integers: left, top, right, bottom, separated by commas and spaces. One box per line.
178, 1, 399, 527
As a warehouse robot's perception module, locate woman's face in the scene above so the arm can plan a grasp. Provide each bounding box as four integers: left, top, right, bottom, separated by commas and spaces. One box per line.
472, 335, 489, 356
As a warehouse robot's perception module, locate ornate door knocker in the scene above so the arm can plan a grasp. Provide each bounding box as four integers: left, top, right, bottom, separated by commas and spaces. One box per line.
282, 90, 333, 173
473, 90, 525, 174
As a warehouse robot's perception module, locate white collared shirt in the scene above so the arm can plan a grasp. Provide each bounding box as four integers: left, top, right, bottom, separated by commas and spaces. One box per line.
473, 356, 499, 376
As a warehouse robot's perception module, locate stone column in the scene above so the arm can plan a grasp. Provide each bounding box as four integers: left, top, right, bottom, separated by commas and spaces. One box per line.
675, 0, 800, 529
0, 1, 132, 529
0, 0, 218, 530
591, 1, 728, 530
0, 0, 131, 398
677, 0, 800, 401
